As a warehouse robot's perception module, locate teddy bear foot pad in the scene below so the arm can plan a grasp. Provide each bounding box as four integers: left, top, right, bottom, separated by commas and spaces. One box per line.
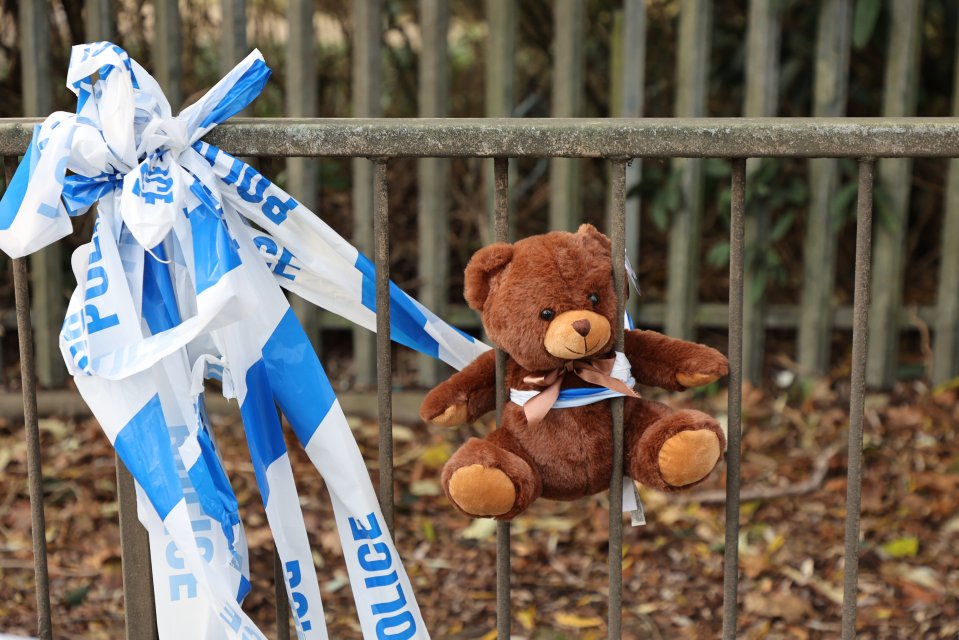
447, 464, 516, 516
658, 429, 722, 487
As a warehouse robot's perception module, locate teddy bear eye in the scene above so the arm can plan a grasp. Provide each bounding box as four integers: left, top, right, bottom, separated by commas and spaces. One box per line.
539, 308, 555, 321
588, 293, 599, 305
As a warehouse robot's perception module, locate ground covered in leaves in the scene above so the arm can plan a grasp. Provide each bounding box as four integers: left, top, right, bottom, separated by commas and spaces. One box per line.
0, 379, 957, 639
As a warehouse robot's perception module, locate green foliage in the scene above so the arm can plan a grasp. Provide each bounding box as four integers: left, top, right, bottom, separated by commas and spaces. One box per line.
649, 168, 683, 232
853, 0, 883, 50
831, 159, 899, 232
706, 241, 730, 269
707, 160, 806, 302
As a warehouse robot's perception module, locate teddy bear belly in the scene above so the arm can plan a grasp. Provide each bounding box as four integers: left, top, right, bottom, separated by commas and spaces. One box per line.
504, 402, 614, 501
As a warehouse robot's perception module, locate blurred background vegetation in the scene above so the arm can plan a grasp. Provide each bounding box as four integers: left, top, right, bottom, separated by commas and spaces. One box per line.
0, 0, 956, 389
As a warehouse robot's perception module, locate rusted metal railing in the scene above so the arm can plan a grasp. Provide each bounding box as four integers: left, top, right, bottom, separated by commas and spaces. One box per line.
2, 117, 955, 639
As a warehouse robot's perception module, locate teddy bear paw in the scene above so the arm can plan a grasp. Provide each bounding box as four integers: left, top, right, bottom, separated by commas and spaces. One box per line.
447, 464, 516, 517
658, 429, 722, 487
430, 403, 470, 427
676, 371, 721, 388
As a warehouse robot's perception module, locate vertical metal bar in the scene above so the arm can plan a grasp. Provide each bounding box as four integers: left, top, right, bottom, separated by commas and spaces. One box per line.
492, 157, 511, 640
274, 547, 291, 640
154, 0, 182, 110
549, 0, 584, 232
116, 459, 160, 640
352, 0, 382, 388
841, 158, 874, 639
20, 0, 65, 390
416, 0, 450, 388
665, 0, 712, 340
373, 158, 394, 535
721, 158, 747, 640
607, 158, 627, 639
9, 155, 52, 640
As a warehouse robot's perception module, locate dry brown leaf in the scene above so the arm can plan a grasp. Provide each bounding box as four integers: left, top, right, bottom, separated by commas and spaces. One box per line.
743, 591, 813, 623
553, 612, 604, 629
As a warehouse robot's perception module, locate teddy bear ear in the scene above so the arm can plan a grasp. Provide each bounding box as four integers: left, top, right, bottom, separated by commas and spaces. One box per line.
464, 243, 514, 310
576, 223, 612, 253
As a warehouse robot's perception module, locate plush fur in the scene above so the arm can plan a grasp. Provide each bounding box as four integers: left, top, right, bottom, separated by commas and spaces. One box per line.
421, 224, 729, 520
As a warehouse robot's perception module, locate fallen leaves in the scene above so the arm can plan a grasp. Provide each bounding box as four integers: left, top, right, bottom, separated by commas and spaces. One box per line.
553, 611, 604, 628
744, 590, 813, 623
880, 536, 920, 559
0, 381, 957, 638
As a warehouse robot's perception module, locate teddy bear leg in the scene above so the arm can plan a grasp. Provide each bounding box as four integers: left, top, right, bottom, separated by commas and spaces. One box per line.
441, 433, 542, 520
625, 399, 726, 492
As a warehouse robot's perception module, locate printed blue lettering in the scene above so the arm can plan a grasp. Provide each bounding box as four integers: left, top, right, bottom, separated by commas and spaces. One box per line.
169, 424, 189, 446
286, 560, 302, 588
349, 512, 416, 637
191, 518, 212, 532
88, 229, 103, 264
222, 158, 244, 185
85, 265, 109, 299
349, 512, 383, 541
55, 155, 69, 186
141, 190, 174, 205
169, 573, 197, 601
292, 592, 309, 619
273, 248, 300, 281
37, 202, 59, 219
68, 344, 89, 371
219, 605, 242, 630
170, 573, 196, 602
236, 167, 270, 203
285, 560, 313, 631
132, 165, 175, 205
166, 541, 185, 570
253, 236, 278, 260
61, 312, 83, 341
364, 569, 398, 589
371, 584, 407, 615
358, 542, 392, 573
84, 304, 119, 334
262, 195, 297, 224
201, 143, 220, 166
197, 536, 214, 562
375, 611, 416, 640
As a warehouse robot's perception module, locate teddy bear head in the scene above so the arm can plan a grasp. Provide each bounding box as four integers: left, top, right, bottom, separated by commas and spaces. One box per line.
464, 224, 618, 372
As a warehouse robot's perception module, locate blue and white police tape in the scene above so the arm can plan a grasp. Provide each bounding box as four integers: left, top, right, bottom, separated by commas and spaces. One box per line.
0, 41, 494, 639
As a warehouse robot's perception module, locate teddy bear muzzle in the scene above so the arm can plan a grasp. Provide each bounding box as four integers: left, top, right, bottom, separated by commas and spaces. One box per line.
544, 310, 611, 359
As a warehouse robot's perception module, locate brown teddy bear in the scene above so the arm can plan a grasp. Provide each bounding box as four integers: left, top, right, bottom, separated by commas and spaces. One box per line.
420, 224, 729, 520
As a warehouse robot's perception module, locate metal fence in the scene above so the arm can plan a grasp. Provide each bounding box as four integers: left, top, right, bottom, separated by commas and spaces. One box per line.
2, 116, 958, 639
7, 0, 958, 393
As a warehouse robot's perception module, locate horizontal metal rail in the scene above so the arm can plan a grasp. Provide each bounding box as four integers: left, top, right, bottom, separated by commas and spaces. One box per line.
0, 116, 897, 638
4, 117, 959, 157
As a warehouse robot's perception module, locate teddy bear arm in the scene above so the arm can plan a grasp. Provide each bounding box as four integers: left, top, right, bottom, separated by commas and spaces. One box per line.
420, 349, 497, 426
624, 329, 729, 391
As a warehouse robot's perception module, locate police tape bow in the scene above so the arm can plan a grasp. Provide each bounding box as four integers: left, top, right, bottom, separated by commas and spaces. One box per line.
0, 42, 493, 640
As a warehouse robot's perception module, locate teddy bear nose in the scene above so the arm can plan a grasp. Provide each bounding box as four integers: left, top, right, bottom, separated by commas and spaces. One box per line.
571, 319, 591, 337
